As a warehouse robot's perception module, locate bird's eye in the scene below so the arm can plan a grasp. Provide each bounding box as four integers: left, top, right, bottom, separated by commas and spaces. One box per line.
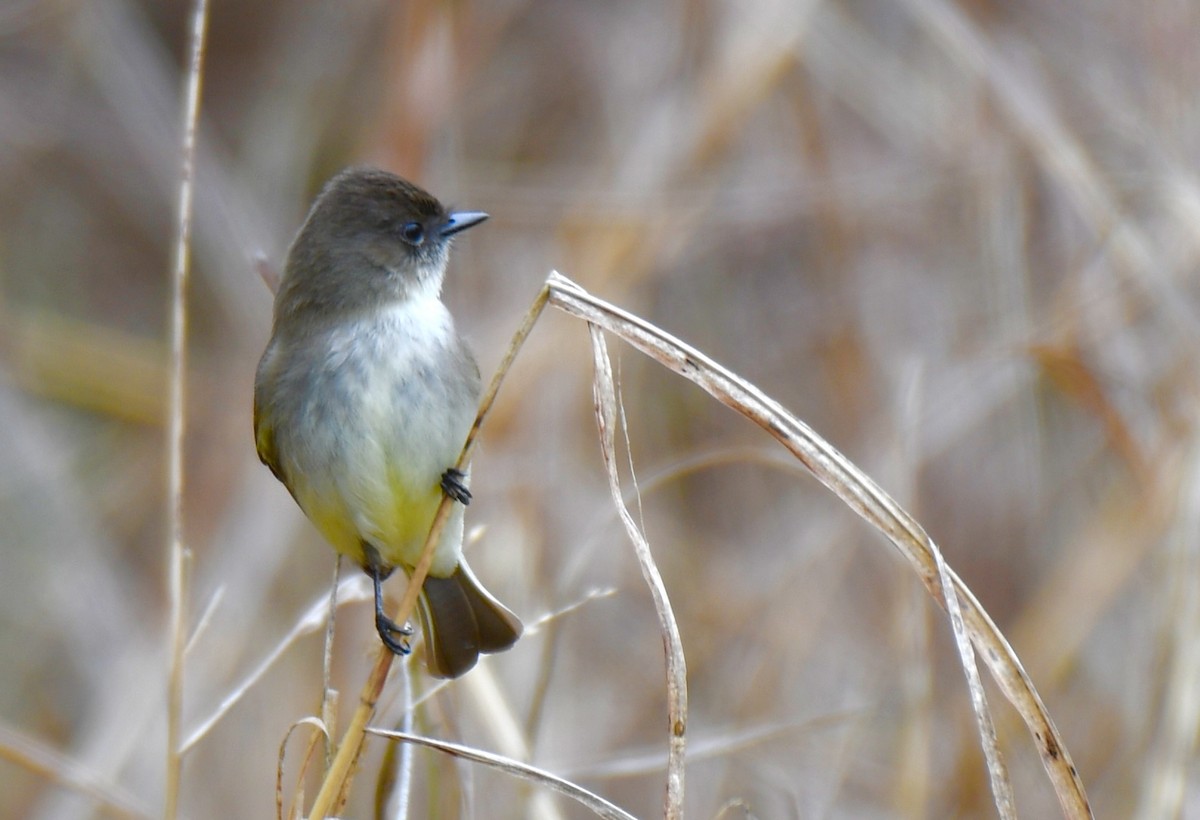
401, 222, 425, 245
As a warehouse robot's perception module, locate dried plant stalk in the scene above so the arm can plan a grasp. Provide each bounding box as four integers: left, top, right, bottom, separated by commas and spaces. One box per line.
545, 271, 1091, 819
588, 324, 687, 820
365, 728, 638, 820
164, 0, 210, 817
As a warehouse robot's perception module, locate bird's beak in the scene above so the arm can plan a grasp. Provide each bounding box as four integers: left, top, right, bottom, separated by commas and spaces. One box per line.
441, 211, 489, 237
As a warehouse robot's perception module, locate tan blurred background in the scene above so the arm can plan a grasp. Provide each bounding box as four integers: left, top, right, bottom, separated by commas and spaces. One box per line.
3, 0, 1200, 817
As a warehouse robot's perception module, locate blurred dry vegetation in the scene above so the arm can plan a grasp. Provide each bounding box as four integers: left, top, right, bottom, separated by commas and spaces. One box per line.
2, 0, 1199, 817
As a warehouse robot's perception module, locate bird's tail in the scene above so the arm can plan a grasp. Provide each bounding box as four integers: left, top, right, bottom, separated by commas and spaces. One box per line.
418, 561, 522, 678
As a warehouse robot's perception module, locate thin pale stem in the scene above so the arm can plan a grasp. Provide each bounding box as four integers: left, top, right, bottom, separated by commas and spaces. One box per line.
164, 0, 209, 817
544, 271, 1091, 819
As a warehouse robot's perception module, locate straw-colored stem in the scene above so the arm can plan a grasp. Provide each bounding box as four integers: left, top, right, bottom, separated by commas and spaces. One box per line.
544, 271, 1091, 819
164, 1, 209, 817
588, 325, 687, 819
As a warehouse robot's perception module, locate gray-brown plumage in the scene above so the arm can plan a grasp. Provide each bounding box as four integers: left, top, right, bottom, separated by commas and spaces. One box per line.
254, 167, 521, 678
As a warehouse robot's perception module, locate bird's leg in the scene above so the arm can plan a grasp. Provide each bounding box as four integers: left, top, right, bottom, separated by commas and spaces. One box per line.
362, 544, 412, 655
440, 467, 472, 505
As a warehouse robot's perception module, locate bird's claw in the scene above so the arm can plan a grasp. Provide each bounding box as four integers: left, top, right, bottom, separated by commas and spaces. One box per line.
440, 467, 472, 505
375, 613, 413, 656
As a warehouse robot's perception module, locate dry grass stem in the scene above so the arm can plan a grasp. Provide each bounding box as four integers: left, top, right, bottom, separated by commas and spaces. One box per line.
163, 0, 210, 817
182, 584, 224, 658
589, 324, 688, 820
181, 575, 370, 754
931, 518, 1015, 816
276, 717, 330, 820
1133, 440, 1200, 819
0, 723, 152, 819
564, 710, 862, 781
364, 729, 638, 820
523, 587, 619, 634
321, 554, 342, 772
546, 271, 1092, 819
374, 661, 414, 819
9, 3, 1192, 817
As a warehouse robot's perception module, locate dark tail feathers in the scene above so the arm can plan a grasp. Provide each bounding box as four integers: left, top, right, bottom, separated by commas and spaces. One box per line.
418, 561, 522, 678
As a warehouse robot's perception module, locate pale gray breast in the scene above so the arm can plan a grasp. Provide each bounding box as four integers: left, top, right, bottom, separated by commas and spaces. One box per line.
265, 299, 481, 493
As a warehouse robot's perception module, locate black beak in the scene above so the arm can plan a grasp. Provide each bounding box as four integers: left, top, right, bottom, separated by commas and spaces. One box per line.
441, 210, 489, 238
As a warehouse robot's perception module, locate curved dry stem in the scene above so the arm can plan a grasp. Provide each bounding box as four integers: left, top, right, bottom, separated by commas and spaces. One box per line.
931, 515, 1015, 816
545, 271, 1091, 819
588, 324, 687, 819
277, 717, 330, 820
365, 728, 639, 820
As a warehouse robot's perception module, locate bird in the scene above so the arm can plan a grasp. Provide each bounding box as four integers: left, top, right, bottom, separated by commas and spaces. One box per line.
253, 167, 522, 678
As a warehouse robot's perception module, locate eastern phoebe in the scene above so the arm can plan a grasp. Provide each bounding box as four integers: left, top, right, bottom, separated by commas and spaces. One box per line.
254, 167, 522, 678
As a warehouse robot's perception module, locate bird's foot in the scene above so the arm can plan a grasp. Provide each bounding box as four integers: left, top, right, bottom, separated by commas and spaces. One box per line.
375, 612, 414, 656
440, 467, 472, 505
